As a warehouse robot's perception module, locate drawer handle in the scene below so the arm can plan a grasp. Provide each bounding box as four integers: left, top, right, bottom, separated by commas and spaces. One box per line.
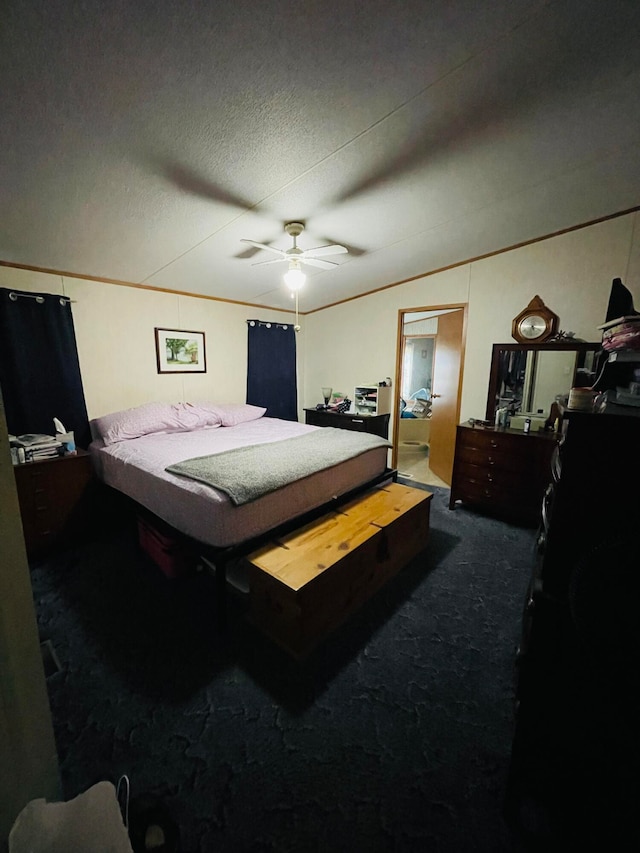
536, 531, 546, 553
489, 440, 497, 448
541, 484, 554, 529
352, 419, 364, 423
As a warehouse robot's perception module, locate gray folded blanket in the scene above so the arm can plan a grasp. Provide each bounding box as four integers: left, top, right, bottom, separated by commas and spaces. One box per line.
166, 427, 390, 505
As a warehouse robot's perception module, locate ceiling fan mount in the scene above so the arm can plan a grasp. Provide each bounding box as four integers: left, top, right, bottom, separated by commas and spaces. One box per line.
284, 221, 305, 238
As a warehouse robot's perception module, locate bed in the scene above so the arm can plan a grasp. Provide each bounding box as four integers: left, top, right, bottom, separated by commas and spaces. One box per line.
88, 402, 394, 616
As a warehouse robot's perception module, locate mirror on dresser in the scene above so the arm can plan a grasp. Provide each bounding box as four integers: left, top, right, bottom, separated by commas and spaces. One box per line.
485, 341, 603, 425
450, 340, 604, 526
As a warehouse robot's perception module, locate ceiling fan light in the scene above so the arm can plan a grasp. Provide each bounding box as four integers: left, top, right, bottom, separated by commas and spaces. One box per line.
284, 262, 306, 291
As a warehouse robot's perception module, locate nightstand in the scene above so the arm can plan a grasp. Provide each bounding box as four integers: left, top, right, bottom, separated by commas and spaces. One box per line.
13, 450, 93, 559
304, 408, 390, 439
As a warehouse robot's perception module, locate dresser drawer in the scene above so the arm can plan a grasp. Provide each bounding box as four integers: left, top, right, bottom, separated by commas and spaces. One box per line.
453, 479, 540, 515
453, 460, 534, 491
456, 428, 537, 460
454, 443, 536, 474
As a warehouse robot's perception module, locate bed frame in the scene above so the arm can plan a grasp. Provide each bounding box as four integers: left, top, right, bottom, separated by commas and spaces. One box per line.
120, 466, 399, 628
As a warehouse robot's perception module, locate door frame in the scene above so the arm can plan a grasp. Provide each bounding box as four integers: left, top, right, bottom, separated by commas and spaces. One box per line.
391, 302, 468, 475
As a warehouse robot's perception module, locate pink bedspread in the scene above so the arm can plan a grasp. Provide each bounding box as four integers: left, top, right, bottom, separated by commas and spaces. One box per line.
89, 417, 389, 548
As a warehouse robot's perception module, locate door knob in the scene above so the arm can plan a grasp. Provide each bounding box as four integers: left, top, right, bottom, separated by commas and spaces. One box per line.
431, 393, 441, 398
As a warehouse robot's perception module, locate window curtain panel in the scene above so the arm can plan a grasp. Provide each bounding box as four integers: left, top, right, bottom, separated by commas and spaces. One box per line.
246, 320, 298, 421
0, 288, 90, 448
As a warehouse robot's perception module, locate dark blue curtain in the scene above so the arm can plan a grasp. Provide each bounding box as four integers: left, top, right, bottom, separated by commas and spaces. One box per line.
246, 320, 298, 421
0, 288, 90, 448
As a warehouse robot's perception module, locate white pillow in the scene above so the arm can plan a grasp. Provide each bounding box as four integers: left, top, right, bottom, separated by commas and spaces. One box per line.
192, 402, 266, 427
91, 402, 220, 446
181, 402, 224, 428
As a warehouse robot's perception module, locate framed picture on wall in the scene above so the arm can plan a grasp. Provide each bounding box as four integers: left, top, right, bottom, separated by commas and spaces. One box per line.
155, 328, 207, 373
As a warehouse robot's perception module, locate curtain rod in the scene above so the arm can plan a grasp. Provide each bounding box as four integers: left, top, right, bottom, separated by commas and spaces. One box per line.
246, 319, 292, 329
9, 291, 73, 304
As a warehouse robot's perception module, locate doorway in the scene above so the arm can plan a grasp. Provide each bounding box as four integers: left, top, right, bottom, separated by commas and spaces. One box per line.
392, 304, 466, 488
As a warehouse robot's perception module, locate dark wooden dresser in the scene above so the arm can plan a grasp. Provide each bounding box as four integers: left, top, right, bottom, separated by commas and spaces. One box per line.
304, 408, 390, 440
506, 410, 640, 848
13, 449, 93, 559
449, 421, 557, 526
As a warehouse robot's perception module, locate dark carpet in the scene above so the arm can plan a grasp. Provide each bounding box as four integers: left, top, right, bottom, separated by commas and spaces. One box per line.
30, 481, 537, 852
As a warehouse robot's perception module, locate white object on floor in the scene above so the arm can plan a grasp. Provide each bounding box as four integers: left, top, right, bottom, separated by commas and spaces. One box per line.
9, 781, 133, 853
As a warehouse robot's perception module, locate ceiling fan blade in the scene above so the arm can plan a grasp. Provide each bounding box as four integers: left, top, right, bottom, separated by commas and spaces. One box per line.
301, 257, 339, 270
301, 244, 348, 258
251, 256, 289, 267
240, 239, 287, 258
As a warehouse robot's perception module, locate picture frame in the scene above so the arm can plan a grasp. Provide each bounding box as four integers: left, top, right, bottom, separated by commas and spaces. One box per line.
154, 327, 207, 373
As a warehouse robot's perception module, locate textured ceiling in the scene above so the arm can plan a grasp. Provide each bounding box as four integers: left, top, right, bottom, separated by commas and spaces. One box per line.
2, 0, 640, 312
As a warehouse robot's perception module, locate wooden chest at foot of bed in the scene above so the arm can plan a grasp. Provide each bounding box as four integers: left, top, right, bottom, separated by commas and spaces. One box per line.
247, 482, 432, 657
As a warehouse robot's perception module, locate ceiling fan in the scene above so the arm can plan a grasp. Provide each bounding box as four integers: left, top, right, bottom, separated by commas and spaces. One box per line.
240, 223, 348, 287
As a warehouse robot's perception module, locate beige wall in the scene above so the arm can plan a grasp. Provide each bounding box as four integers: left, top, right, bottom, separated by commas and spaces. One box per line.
304, 212, 640, 425
304, 264, 471, 411
2, 212, 637, 425
0, 268, 302, 420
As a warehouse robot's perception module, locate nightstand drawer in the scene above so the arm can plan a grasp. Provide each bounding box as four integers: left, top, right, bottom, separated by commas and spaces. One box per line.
340, 417, 367, 432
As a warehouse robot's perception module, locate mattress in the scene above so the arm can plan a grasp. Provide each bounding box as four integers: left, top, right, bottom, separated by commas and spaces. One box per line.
89, 416, 389, 548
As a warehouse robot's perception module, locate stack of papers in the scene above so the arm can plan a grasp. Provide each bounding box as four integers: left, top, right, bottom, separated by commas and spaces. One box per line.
14, 433, 63, 459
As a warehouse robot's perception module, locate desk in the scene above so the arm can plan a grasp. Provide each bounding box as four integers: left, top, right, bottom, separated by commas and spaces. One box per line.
304, 408, 390, 439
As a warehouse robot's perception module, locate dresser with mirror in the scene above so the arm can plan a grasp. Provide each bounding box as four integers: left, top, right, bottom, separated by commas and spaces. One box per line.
449, 341, 602, 525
